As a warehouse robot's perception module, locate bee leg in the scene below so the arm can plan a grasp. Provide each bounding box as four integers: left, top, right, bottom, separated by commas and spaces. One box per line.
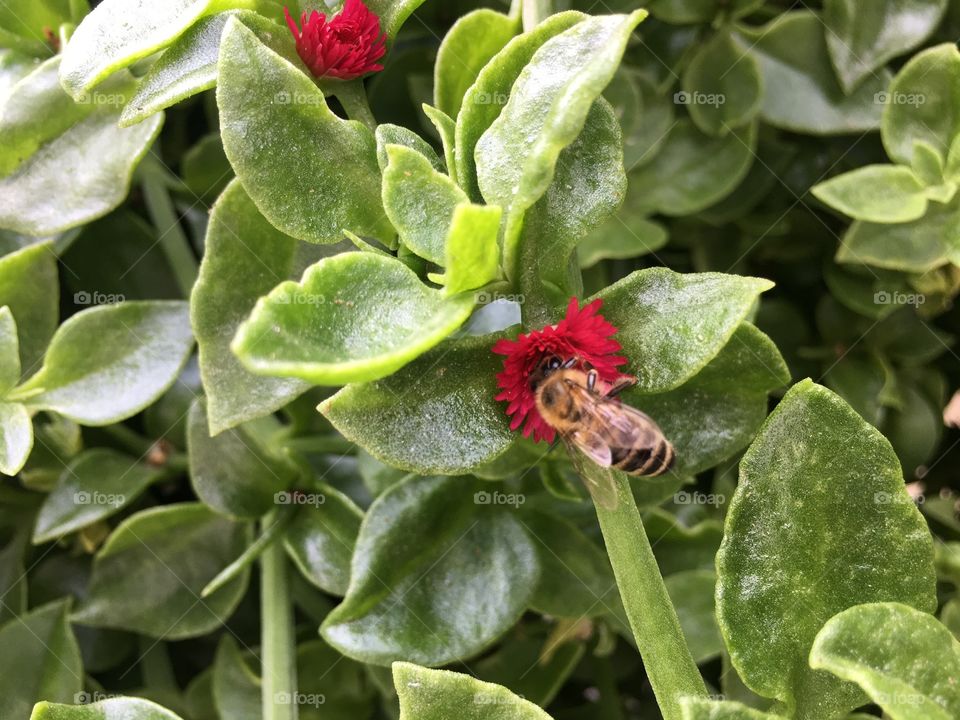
586, 369, 598, 392
606, 376, 638, 397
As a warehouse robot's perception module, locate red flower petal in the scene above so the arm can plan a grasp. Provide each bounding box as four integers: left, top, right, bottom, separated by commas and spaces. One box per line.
492, 298, 634, 443
284, 1, 387, 81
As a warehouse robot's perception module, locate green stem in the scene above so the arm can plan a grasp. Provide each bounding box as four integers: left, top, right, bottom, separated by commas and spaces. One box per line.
522, 0, 553, 31
261, 511, 298, 720
336, 81, 377, 131
590, 467, 707, 720
140, 158, 199, 298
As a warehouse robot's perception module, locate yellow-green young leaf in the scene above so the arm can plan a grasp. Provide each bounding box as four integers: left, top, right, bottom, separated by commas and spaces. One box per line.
11, 301, 194, 426
680, 698, 788, 720
322, 476, 539, 666
716, 380, 937, 719
382, 143, 468, 265
72, 503, 251, 639
433, 203, 501, 295
811, 603, 960, 720
363, 0, 430, 38
680, 27, 762, 136
375, 123, 443, 173
912, 140, 946, 184
0, 401, 32, 475
824, 0, 947, 95
121, 10, 296, 127
812, 165, 929, 223
0, 0, 83, 46
320, 335, 515, 475
455, 11, 584, 200
31, 698, 186, 720
0, 599, 82, 720
592, 268, 774, 392
232, 253, 475, 385
476, 11, 647, 276
434, 8, 518, 119
0, 306, 20, 393
881, 43, 960, 166
0, 50, 38, 97
59, 0, 242, 99
734, 12, 889, 134
217, 18, 392, 245
192, 180, 325, 435
422, 104, 457, 179
393, 662, 553, 719
837, 197, 960, 273
626, 120, 757, 216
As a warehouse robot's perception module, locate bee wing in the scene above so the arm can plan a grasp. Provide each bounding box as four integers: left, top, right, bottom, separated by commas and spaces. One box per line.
585, 393, 668, 454
561, 434, 619, 511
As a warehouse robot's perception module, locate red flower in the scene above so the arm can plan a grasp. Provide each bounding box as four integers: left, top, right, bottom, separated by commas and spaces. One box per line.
284, 0, 387, 80
492, 298, 632, 443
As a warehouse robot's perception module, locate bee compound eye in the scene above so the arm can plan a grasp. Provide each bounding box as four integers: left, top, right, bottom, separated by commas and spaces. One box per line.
548, 357, 561, 369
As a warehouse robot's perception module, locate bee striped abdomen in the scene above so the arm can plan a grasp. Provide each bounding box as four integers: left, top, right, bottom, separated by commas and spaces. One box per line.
613, 439, 674, 477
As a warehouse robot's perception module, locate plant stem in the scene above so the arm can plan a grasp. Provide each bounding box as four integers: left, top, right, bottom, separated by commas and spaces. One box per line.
261, 511, 298, 720
522, 0, 553, 31
590, 467, 707, 720
140, 159, 198, 298
336, 81, 377, 130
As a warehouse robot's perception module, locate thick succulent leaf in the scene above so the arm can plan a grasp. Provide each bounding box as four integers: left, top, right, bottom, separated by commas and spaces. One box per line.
881, 43, 960, 166
31, 698, 185, 719
0, 306, 20, 393
593, 267, 774, 392
0, 109, 162, 236
455, 11, 584, 199
382, 143, 468, 265
734, 12, 889, 134
422, 104, 458, 177
0, 241, 57, 373
434, 8, 518, 120
0, 49, 37, 99
680, 698, 788, 720
0, 401, 32, 476
217, 18, 392, 245
810, 602, 960, 720
626, 119, 756, 216
813, 165, 929, 223
434, 203, 502, 295
232, 252, 475, 385
476, 11, 646, 275
628, 323, 789, 475
283, 483, 363, 596
0, 599, 82, 720
320, 334, 516, 475
12, 301, 194, 426
578, 215, 668, 268
191, 180, 323, 435
393, 662, 553, 719
825, 0, 948, 95
187, 400, 298, 519
121, 11, 294, 127
364, 0, 430, 38
73, 503, 251, 639
59, 0, 242, 99
375, 123, 443, 173
680, 27, 762, 136
716, 380, 937, 718
321, 475, 539, 666
623, 73, 675, 168
33, 449, 163, 543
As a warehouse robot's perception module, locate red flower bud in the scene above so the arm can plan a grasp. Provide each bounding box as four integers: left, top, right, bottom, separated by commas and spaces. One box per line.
284, 0, 387, 81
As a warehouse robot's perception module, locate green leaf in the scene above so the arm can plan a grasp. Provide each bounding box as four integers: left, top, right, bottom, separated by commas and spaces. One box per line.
0, 49, 38, 98
363, 0, 430, 38
456, 11, 584, 200
422, 104, 458, 178
476, 11, 647, 277
0, 401, 32, 476
837, 198, 960, 273
626, 119, 756, 216
578, 215, 668, 268
628, 323, 789, 475
432, 203, 501, 294
121, 11, 294, 127
283, 483, 363, 596
0, 0, 80, 45
60, 0, 241, 99
474, 634, 584, 708
0, 306, 20, 393
0, 599, 82, 720
217, 17, 392, 245
811, 602, 960, 720
192, 180, 322, 435
375, 123, 443, 173
434, 9, 517, 120
187, 400, 298, 519
666, 570, 723, 664
881, 43, 960, 167
680, 28, 762, 136
12, 301, 194, 426
716, 380, 937, 719
33, 449, 163, 543
623, 73, 675, 168
31, 697, 186, 719
382, 143, 468, 265
735, 12, 889, 134
232, 252, 474, 385
0, 242, 57, 374
594, 267, 774, 392
812, 165, 929, 223
320, 335, 515, 475
73, 503, 251, 639
824, 0, 947, 95
680, 698, 787, 719
321, 475, 539, 666
393, 661, 553, 719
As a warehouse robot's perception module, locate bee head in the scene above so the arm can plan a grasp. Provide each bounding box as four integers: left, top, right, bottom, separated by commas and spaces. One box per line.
529, 354, 570, 391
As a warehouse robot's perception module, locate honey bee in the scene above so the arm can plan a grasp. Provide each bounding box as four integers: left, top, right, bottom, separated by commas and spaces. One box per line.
531, 355, 675, 508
